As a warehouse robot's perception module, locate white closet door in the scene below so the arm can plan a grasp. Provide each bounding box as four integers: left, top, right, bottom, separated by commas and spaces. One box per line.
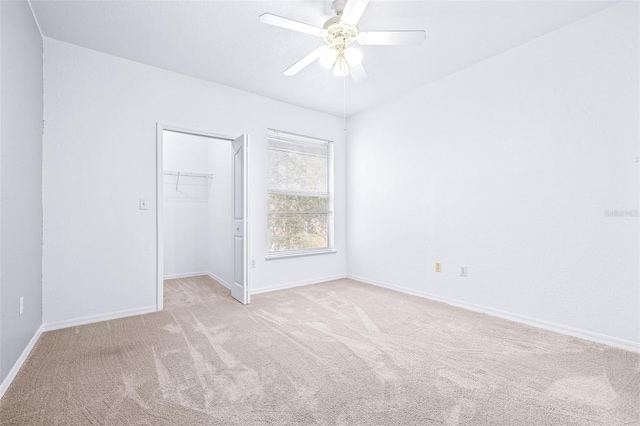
231, 134, 249, 304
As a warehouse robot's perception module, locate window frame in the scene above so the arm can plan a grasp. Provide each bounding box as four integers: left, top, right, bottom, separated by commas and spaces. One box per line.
266, 128, 335, 260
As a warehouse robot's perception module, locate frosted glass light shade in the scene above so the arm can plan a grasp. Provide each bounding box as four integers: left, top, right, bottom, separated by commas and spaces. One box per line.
319, 47, 338, 69
344, 47, 363, 67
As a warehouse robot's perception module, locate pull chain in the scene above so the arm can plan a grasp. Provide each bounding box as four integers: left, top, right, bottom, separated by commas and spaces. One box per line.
343, 71, 346, 131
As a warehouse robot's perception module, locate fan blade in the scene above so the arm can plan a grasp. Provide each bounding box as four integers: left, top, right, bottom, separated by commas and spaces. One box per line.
260, 13, 325, 36
340, 0, 370, 26
358, 30, 426, 45
350, 63, 368, 83
283, 46, 328, 76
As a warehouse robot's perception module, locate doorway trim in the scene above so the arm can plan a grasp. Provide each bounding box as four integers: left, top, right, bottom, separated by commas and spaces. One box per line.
155, 123, 241, 311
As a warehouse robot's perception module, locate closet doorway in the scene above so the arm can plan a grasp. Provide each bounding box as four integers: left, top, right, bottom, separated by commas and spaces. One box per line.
156, 124, 249, 310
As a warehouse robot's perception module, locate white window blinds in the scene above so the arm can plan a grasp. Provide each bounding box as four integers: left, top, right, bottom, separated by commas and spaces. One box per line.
267, 129, 334, 256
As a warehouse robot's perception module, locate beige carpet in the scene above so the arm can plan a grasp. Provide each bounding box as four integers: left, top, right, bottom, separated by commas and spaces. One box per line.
0, 276, 638, 425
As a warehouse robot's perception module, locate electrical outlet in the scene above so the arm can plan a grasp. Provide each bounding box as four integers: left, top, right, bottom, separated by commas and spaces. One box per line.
435, 262, 441, 272
19, 296, 24, 315
250, 259, 256, 268
460, 265, 468, 277
139, 198, 148, 210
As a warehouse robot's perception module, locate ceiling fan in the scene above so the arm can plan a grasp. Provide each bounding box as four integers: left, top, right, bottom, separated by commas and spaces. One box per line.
260, 0, 426, 83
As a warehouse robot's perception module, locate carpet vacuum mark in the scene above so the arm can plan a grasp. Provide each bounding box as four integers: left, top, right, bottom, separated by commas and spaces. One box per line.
0, 276, 638, 425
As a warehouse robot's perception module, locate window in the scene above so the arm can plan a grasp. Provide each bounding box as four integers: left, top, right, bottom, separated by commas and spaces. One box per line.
267, 129, 334, 258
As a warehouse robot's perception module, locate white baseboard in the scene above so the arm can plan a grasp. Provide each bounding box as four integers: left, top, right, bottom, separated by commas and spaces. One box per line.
42, 305, 157, 332
164, 271, 232, 291
164, 271, 209, 280
165, 271, 232, 290
348, 274, 640, 353
205, 271, 232, 290
166, 271, 347, 298
0, 324, 43, 401
251, 274, 347, 295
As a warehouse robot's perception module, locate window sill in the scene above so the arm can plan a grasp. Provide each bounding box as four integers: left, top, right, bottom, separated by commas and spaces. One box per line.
266, 249, 337, 260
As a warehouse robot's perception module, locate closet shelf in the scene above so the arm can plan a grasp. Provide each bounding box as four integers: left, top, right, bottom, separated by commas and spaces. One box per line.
163, 170, 213, 179
164, 170, 213, 190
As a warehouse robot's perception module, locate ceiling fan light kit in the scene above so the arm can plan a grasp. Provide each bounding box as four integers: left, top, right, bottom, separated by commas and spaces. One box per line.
319, 47, 339, 69
260, 0, 426, 83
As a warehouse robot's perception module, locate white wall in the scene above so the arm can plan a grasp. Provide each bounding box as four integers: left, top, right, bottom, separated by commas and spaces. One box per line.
347, 3, 639, 349
0, 0, 43, 382
43, 38, 347, 325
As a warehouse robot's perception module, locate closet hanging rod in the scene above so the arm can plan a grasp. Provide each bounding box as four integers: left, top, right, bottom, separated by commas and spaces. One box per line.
163, 170, 213, 179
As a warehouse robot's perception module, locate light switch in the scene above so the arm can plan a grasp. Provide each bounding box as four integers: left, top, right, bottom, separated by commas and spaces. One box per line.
139, 199, 148, 210
460, 265, 468, 277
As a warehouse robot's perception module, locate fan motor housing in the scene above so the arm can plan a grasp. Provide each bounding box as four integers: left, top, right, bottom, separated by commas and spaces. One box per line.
323, 15, 358, 46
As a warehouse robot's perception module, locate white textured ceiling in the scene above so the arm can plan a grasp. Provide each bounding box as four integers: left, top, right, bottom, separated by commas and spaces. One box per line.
31, 0, 614, 117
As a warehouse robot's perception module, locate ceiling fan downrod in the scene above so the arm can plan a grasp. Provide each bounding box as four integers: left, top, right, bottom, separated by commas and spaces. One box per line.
332, 0, 347, 16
